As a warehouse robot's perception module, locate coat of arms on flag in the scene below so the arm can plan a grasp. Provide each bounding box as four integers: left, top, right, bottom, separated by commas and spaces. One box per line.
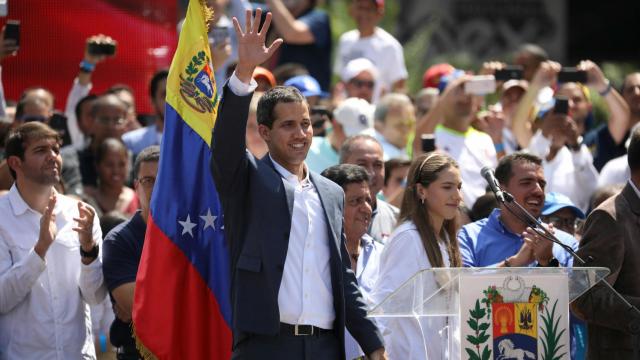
460, 274, 570, 360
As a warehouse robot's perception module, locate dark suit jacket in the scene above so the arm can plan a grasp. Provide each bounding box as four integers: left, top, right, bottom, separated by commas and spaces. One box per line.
573, 182, 640, 359
210, 85, 383, 358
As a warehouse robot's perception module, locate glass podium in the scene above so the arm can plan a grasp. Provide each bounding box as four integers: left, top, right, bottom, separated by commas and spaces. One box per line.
368, 267, 609, 360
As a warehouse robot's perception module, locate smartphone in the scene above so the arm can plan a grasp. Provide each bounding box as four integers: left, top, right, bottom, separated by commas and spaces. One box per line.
553, 96, 569, 115
87, 41, 117, 56
210, 26, 230, 45
421, 134, 436, 153
494, 66, 524, 81
464, 75, 496, 95
4, 20, 19, 47
558, 67, 588, 83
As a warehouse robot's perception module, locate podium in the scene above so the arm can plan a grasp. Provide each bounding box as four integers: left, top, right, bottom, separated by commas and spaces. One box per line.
368, 267, 609, 360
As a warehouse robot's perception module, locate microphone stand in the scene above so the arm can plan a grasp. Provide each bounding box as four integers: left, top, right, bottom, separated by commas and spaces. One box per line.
492, 187, 640, 357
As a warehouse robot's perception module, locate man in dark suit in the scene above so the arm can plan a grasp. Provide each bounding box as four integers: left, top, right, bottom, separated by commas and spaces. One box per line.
210, 9, 386, 360
573, 125, 640, 359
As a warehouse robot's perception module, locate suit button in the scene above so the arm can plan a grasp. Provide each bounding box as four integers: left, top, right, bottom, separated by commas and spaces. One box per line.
277, 264, 284, 271
283, 233, 289, 239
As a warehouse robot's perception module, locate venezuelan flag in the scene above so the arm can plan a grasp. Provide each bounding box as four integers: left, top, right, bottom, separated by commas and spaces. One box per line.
132, 0, 231, 358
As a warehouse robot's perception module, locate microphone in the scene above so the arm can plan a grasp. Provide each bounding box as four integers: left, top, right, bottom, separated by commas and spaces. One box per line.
481, 166, 506, 203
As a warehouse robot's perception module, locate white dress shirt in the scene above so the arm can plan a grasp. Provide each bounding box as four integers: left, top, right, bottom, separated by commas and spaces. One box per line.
271, 157, 335, 329
0, 185, 106, 360
371, 221, 457, 360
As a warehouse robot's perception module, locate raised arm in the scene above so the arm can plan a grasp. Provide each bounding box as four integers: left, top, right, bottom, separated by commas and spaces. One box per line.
578, 60, 630, 144
210, 9, 282, 194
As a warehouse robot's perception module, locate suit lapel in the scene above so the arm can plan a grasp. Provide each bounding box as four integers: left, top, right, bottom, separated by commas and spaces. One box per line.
262, 155, 294, 217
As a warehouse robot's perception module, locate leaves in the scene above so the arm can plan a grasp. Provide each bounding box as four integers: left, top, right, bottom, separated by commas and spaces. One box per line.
467, 318, 478, 331
466, 348, 481, 360
540, 299, 568, 360
481, 346, 492, 360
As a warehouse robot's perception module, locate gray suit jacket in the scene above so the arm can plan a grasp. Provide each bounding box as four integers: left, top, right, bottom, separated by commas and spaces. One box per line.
574, 182, 640, 359
210, 85, 383, 358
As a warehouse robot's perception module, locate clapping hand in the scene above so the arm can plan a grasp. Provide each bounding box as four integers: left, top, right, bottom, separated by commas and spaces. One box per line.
34, 195, 58, 259
73, 202, 97, 261
233, 8, 283, 84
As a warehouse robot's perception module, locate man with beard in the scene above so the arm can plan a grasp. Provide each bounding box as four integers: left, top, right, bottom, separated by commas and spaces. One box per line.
457, 152, 578, 268
0, 122, 106, 358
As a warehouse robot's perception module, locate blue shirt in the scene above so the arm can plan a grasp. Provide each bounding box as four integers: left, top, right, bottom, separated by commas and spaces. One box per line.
277, 8, 332, 91
457, 209, 578, 268
122, 124, 161, 159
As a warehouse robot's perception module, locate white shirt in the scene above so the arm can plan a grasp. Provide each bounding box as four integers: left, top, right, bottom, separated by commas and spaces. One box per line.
0, 185, 106, 360
64, 78, 92, 150
334, 28, 408, 96
527, 130, 599, 212
371, 222, 456, 360
435, 125, 498, 207
271, 158, 335, 329
598, 154, 630, 187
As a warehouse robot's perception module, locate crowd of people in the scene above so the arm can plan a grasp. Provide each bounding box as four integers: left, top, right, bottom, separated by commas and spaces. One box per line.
1, 0, 639, 359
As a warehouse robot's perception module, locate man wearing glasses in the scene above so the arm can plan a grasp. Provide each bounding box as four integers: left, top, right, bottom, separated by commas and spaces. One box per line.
540, 192, 585, 239
102, 145, 160, 360
61, 93, 129, 190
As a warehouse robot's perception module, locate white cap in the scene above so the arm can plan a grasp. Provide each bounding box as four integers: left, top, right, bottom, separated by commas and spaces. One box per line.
340, 58, 379, 83
334, 98, 375, 137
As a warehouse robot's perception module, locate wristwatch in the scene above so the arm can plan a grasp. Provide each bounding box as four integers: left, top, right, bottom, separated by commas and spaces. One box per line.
80, 244, 99, 259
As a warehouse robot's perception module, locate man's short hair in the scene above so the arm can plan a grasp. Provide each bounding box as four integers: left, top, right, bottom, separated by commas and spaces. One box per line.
149, 70, 169, 99
628, 124, 640, 173
384, 158, 411, 186
374, 93, 412, 124
256, 86, 306, 128
339, 134, 382, 163
133, 145, 160, 180
495, 152, 542, 185
75, 94, 98, 123
5, 122, 61, 179
321, 163, 370, 189
90, 94, 127, 118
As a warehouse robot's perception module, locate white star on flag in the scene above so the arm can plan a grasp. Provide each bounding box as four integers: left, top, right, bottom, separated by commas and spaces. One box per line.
200, 208, 217, 230
178, 214, 197, 237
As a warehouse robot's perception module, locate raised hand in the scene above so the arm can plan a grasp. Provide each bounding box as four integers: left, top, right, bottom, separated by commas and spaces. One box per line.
35, 195, 58, 259
233, 8, 283, 84
0, 26, 19, 61
531, 60, 561, 89
73, 201, 96, 252
577, 60, 608, 93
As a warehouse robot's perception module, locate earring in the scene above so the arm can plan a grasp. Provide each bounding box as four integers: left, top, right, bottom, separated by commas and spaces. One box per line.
420, 197, 425, 205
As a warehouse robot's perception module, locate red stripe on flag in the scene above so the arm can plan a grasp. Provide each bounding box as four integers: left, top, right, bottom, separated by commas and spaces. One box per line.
133, 215, 232, 359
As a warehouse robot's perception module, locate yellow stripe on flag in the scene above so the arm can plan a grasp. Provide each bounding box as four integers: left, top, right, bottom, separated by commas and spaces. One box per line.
166, 0, 218, 146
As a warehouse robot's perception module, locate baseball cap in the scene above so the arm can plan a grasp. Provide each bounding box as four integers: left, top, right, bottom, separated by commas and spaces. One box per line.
334, 97, 375, 137
252, 66, 276, 88
422, 63, 455, 90
502, 79, 528, 93
284, 75, 328, 98
542, 192, 586, 219
341, 58, 379, 83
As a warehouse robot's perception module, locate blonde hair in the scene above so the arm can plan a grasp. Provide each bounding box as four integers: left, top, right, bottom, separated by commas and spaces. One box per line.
399, 152, 462, 268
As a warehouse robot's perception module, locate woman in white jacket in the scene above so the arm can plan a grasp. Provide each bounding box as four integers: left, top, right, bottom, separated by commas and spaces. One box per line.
372, 152, 463, 359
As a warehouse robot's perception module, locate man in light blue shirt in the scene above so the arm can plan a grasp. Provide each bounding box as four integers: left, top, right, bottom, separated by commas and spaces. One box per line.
458, 152, 578, 268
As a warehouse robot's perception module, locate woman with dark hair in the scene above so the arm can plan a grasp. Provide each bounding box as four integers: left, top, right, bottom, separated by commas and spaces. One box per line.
84, 138, 138, 217
372, 152, 463, 359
